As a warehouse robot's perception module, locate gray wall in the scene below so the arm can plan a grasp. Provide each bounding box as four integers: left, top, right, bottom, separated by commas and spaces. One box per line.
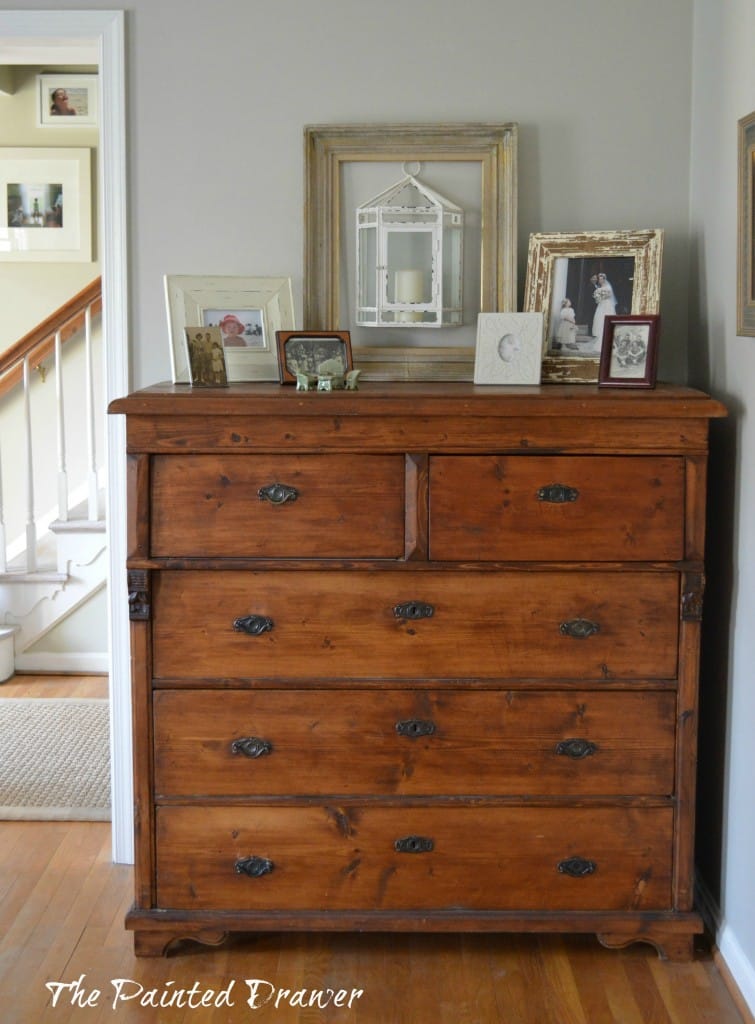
112, 0, 694, 386
689, 0, 755, 1009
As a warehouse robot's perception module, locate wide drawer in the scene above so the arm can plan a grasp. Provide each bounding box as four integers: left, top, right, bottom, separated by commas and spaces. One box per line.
155, 805, 673, 912
151, 570, 680, 680
429, 455, 685, 561
153, 689, 676, 798
150, 454, 405, 558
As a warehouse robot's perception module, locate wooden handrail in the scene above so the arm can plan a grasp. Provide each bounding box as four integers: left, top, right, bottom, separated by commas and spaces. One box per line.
0, 277, 102, 397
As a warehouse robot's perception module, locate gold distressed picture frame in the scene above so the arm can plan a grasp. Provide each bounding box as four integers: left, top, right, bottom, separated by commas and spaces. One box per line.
303, 123, 518, 380
523, 229, 663, 383
738, 110, 755, 337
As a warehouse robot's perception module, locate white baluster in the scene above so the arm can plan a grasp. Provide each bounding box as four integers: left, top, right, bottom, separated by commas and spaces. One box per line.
85, 303, 99, 520
0, 443, 6, 573
55, 330, 68, 522
22, 355, 37, 572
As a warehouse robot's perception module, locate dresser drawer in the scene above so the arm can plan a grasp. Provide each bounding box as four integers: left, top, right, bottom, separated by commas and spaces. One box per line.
153, 689, 676, 798
150, 454, 405, 558
152, 570, 679, 680
155, 805, 673, 912
429, 456, 685, 561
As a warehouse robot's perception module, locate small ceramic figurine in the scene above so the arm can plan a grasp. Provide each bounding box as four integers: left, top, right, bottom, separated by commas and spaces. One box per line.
317, 374, 336, 392
344, 369, 361, 391
295, 371, 316, 391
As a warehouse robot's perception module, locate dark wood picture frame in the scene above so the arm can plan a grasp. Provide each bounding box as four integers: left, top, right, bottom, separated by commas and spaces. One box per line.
276, 330, 353, 384
598, 315, 660, 389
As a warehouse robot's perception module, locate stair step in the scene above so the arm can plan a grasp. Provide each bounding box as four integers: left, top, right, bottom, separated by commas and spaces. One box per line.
0, 570, 68, 584
49, 517, 106, 535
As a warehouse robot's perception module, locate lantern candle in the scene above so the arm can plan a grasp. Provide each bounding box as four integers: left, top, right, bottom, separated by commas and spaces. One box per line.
395, 269, 424, 322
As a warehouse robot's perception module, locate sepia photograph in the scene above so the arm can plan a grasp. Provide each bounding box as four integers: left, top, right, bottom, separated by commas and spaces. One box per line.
598, 314, 659, 388
276, 330, 353, 384
183, 326, 229, 387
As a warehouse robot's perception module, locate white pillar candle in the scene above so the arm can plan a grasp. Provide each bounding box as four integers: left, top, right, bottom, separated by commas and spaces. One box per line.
395, 269, 424, 322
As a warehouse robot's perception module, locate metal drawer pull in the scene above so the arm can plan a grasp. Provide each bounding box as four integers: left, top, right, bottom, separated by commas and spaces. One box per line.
560, 618, 600, 639
537, 483, 579, 504
233, 615, 274, 636
235, 856, 274, 878
394, 835, 434, 854
396, 718, 436, 739
258, 482, 299, 505
556, 738, 597, 759
558, 857, 597, 878
393, 601, 435, 621
231, 736, 273, 758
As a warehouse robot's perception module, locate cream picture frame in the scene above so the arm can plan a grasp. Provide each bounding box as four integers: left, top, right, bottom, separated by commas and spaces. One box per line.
164, 275, 295, 383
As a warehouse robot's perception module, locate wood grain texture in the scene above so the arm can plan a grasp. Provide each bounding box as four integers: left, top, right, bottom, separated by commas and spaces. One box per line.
155, 804, 673, 912
152, 688, 676, 798
111, 383, 725, 962
151, 569, 680, 681
429, 454, 685, 561
1, 824, 745, 1024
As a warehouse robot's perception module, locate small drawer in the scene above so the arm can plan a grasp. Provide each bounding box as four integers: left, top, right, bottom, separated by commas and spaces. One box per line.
153, 689, 676, 798
152, 569, 680, 681
150, 453, 405, 558
155, 805, 673, 912
429, 455, 685, 561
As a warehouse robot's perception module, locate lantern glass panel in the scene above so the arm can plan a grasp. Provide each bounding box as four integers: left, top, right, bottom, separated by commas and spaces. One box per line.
443, 225, 463, 323
385, 230, 433, 305
358, 225, 377, 310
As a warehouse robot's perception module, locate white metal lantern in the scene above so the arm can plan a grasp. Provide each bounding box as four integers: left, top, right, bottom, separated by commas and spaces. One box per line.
356, 163, 463, 328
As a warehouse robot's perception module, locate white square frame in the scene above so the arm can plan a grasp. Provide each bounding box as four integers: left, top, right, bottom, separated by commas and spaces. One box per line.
473, 312, 544, 385
38, 74, 98, 126
164, 275, 296, 383
0, 147, 92, 262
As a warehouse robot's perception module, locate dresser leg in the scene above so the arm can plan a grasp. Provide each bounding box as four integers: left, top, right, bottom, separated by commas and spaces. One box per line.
596, 931, 695, 962
133, 929, 229, 957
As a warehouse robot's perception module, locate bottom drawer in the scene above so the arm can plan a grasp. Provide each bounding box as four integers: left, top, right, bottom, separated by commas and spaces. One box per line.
156, 805, 672, 913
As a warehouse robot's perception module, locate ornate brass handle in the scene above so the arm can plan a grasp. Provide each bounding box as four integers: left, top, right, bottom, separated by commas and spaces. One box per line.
231, 737, 273, 758
233, 615, 274, 635
557, 857, 597, 878
560, 618, 600, 639
538, 483, 579, 503
235, 856, 274, 878
556, 738, 597, 759
393, 601, 435, 621
394, 836, 434, 854
396, 719, 436, 739
258, 482, 299, 505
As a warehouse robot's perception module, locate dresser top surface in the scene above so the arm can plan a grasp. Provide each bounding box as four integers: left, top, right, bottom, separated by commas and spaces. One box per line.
110, 381, 726, 420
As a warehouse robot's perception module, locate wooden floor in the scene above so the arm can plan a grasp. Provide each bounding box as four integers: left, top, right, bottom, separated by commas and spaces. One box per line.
0, 673, 108, 699
0, 676, 749, 1022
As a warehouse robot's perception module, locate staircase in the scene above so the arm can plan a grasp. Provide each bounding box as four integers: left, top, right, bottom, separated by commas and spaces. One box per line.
0, 279, 106, 681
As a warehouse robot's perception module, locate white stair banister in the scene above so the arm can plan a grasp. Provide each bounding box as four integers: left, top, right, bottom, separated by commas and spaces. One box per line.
55, 329, 69, 523
22, 354, 37, 572
85, 302, 99, 521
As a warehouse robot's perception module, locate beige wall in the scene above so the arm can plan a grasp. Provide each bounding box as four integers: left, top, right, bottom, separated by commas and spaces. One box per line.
0, 64, 99, 351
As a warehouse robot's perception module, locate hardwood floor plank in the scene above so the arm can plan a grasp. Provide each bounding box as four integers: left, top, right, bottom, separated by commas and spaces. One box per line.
0, 674, 108, 699
0, 823, 748, 1023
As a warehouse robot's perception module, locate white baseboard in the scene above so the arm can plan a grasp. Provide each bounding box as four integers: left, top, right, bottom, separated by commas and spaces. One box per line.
13, 651, 108, 674
719, 927, 755, 1019
697, 874, 755, 1017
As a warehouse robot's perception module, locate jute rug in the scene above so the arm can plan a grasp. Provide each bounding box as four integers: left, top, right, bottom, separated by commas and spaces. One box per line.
0, 698, 111, 820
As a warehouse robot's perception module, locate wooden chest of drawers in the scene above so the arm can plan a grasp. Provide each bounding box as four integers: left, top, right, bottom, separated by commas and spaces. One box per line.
110, 382, 725, 958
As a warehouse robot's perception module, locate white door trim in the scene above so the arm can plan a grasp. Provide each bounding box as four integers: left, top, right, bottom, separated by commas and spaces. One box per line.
0, 10, 132, 863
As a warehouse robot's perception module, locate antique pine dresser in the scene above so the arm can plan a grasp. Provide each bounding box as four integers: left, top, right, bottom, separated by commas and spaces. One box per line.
110, 381, 726, 958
